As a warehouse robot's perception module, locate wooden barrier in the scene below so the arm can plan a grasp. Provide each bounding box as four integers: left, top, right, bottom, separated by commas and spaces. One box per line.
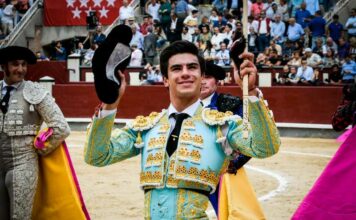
53, 84, 343, 124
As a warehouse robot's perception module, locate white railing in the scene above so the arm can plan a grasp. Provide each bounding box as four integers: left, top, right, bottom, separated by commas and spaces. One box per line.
0, 0, 43, 47
324, 0, 350, 23
103, 0, 140, 36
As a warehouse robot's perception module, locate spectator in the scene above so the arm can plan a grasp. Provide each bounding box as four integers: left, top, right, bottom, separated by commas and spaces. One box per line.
276, 65, 290, 84
53, 41, 67, 61
213, 0, 227, 14
338, 37, 350, 61
286, 66, 299, 84
198, 24, 212, 51
1, 0, 15, 36
154, 25, 168, 50
266, 49, 282, 66
251, 0, 264, 17
247, 15, 258, 34
269, 3, 282, 21
191, 27, 200, 46
345, 8, 356, 40
225, 13, 237, 31
312, 37, 324, 56
248, 26, 258, 54
213, 12, 227, 29
139, 71, 148, 85
215, 42, 230, 66
211, 26, 224, 50
140, 15, 152, 36
325, 64, 342, 85
304, 47, 322, 68
288, 50, 302, 66
327, 14, 344, 44
83, 43, 97, 66
202, 40, 216, 64
174, 0, 188, 19
146, 64, 163, 84
283, 40, 296, 58
181, 26, 192, 42
209, 8, 219, 24
222, 23, 233, 46
35, 51, 49, 61
305, 0, 320, 17
322, 37, 338, 56
323, 49, 339, 67
290, 0, 303, 17
287, 18, 305, 43
126, 17, 140, 31
278, 0, 289, 24
183, 9, 199, 35
341, 54, 356, 84
143, 26, 157, 65
296, 58, 315, 84
92, 25, 106, 46
158, 0, 171, 34
256, 47, 270, 66
257, 11, 271, 53
295, 2, 311, 29
270, 14, 286, 45
119, 0, 134, 24
14, 0, 29, 24
167, 12, 184, 43
146, 0, 160, 22
198, 16, 211, 31
130, 25, 144, 50
129, 44, 143, 66
268, 39, 282, 55
264, 0, 275, 19
308, 10, 326, 49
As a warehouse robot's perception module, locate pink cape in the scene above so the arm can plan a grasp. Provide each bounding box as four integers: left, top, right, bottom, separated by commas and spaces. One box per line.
292, 127, 356, 220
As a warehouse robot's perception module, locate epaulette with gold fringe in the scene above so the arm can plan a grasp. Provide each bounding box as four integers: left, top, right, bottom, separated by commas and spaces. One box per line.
201, 108, 241, 143
128, 110, 166, 148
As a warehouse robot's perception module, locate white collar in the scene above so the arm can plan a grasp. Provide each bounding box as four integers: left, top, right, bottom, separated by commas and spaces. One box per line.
201, 93, 215, 107
167, 99, 201, 118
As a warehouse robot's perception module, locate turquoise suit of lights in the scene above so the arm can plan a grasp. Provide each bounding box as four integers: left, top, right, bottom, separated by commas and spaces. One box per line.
84, 99, 280, 219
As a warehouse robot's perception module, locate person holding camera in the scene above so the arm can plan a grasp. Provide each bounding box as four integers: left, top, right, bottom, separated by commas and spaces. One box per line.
332, 83, 356, 131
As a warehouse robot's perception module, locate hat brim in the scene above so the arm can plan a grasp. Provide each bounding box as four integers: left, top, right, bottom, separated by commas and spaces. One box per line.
0, 46, 36, 64
205, 62, 226, 80
92, 24, 133, 104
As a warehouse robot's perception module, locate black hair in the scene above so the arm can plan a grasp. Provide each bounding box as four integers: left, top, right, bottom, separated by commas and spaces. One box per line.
159, 41, 205, 78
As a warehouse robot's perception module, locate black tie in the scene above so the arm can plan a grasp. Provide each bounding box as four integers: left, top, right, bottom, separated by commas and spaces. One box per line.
167, 113, 189, 157
1, 86, 14, 114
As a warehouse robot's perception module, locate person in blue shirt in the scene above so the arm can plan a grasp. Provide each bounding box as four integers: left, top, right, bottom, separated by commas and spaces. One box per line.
287, 18, 305, 43
342, 55, 356, 83
327, 14, 344, 44
53, 41, 67, 61
308, 10, 326, 49
295, 2, 311, 29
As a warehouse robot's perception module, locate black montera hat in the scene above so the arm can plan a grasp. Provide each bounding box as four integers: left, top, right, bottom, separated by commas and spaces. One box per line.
0, 46, 37, 64
92, 24, 133, 104
205, 62, 226, 80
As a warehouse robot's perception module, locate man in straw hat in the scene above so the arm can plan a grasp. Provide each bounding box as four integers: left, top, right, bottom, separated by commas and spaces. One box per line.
0, 46, 71, 219
85, 39, 280, 219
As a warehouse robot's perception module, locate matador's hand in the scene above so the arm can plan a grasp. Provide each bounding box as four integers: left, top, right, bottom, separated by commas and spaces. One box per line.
233, 52, 258, 96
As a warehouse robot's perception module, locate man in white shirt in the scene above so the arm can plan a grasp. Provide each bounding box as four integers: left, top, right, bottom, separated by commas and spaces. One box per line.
146, 0, 160, 22
130, 25, 144, 51
215, 42, 230, 66
296, 58, 314, 83
119, 0, 134, 24
304, 47, 322, 68
129, 44, 143, 66
211, 27, 225, 50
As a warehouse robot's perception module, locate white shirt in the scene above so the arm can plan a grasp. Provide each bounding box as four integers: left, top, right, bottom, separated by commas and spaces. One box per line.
167, 99, 201, 129
129, 49, 143, 66
147, 3, 160, 21
296, 66, 314, 81
181, 32, 192, 42
211, 33, 225, 50
1, 81, 20, 97
201, 93, 214, 107
258, 19, 268, 34
119, 6, 134, 21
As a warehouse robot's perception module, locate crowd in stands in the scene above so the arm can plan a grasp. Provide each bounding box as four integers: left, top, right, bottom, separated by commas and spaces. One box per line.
6, 0, 355, 86
115, 0, 356, 85
0, 0, 32, 39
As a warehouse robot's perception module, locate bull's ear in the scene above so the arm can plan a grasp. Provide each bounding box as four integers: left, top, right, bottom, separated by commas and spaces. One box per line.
92, 25, 133, 104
